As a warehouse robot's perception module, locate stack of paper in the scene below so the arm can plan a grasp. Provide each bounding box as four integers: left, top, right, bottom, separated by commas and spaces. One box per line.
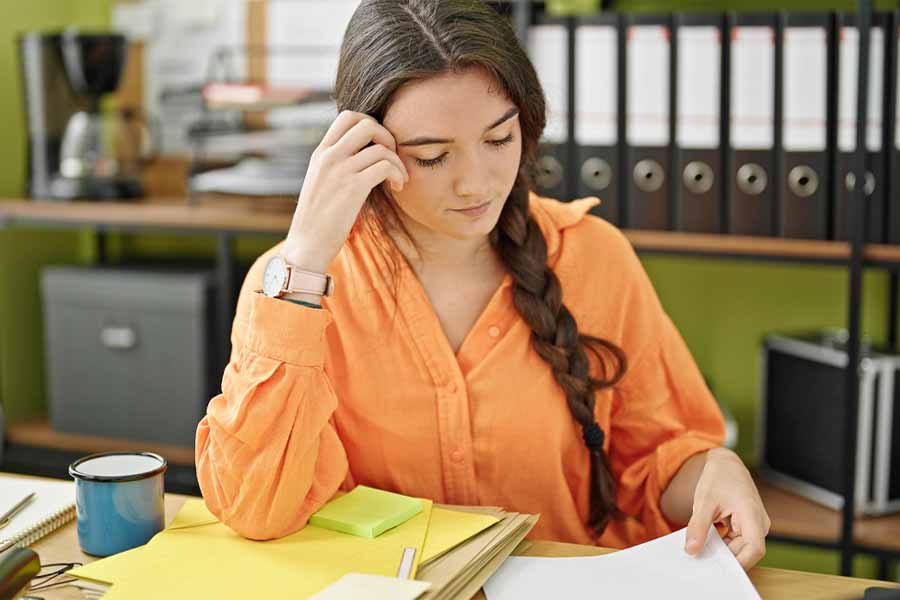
418, 505, 539, 600
69, 491, 538, 600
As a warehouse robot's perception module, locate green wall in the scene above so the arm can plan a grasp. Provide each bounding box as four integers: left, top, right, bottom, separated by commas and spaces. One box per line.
0, 0, 113, 422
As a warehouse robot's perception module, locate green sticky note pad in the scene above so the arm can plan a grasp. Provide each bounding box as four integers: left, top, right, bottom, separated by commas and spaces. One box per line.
309, 486, 424, 539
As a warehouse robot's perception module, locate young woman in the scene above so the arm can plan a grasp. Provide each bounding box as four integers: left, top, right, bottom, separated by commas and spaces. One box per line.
196, 0, 770, 569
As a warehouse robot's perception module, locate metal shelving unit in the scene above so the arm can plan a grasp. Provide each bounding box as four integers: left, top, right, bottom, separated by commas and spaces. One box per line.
506, 0, 896, 578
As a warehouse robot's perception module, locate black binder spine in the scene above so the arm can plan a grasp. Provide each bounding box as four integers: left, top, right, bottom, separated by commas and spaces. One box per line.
624, 13, 673, 230
779, 12, 832, 240
673, 12, 724, 233
573, 12, 622, 223
729, 12, 778, 236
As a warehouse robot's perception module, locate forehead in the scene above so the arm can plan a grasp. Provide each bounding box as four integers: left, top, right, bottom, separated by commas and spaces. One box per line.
383, 68, 515, 135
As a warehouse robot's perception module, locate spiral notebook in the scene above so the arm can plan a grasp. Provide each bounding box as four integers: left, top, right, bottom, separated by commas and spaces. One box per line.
0, 475, 76, 548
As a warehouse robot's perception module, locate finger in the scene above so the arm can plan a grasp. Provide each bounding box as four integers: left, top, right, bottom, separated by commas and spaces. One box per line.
734, 538, 766, 570
685, 499, 717, 555
320, 110, 369, 147
332, 117, 398, 157
348, 144, 409, 183
359, 160, 407, 193
727, 536, 746, 556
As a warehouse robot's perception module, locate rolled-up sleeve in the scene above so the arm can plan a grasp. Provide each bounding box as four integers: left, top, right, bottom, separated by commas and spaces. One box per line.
608, 311, 725, 541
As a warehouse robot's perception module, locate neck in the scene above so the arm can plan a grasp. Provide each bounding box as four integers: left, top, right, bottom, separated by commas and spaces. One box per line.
390, 210, 499, 276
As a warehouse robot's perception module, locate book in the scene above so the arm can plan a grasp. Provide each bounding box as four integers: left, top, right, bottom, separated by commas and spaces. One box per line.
0, 474, 75, 549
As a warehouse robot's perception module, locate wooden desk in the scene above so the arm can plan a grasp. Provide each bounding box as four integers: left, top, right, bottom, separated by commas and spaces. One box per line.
5, 473, 891, 600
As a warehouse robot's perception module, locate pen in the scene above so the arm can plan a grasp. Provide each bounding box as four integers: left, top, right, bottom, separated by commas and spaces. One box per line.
0, 493, 35, 529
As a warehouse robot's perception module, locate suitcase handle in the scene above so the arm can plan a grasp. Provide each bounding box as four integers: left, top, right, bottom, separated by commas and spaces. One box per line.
100, 325, 137, 350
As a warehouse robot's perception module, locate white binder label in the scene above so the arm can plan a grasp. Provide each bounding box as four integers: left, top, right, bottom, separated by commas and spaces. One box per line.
529, 25, 568, 144
838, 27, 884, 152
677, 26, 720, 149
783, 27, 827, 152
627, 25, 670, 147
575, 25, 617, 145
731, 27, 774, 150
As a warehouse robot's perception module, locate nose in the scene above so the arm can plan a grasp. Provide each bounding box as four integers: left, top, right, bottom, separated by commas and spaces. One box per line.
452, 148, 490, 198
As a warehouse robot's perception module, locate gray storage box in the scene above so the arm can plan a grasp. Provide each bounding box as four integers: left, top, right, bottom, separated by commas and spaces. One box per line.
41, 265, 217, 447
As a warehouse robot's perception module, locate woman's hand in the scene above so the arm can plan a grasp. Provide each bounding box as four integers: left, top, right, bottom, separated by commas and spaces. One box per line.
282, 110, 409, 273
684, 448, 771, 570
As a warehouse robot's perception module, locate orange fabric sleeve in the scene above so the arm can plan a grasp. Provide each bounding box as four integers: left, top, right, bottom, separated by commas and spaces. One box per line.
566, 218, 726, 545
195, 254, 349, 541
608, 230, 725, 540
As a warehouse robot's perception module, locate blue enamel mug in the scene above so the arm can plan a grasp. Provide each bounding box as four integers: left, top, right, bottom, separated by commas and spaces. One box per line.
69, 451, 167, 557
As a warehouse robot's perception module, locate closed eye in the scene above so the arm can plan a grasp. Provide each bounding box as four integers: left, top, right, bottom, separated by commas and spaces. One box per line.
414, 134, 516, 169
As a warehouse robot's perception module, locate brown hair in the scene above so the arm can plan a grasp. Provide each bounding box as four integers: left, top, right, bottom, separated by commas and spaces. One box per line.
335, 0, 627, 534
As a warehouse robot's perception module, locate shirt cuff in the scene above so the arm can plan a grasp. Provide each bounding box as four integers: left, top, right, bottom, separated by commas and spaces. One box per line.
245, 291, 332, 366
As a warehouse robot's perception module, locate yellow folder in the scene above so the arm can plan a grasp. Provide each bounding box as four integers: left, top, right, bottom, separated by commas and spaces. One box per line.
71, 498, 501, 600
72, 498, 432, 599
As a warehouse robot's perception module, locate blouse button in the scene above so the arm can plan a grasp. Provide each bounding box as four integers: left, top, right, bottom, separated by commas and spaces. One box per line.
488, 326, 500, 338
446, 381, 458, 394
450, 448, 465, 463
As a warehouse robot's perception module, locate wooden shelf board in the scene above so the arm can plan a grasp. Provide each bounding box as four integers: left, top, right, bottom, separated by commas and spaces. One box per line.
625, 230, 851, 261
0, 197, 293, 235
7, 420, 196, 467
756, 477, 900, 553
4, 198, 900, 265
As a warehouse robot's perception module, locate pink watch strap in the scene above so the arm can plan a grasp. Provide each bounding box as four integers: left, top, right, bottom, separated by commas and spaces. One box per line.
285, 266, 333, 296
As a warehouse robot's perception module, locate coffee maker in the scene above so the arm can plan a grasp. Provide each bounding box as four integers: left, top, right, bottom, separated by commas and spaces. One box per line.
20, 30, 146, 200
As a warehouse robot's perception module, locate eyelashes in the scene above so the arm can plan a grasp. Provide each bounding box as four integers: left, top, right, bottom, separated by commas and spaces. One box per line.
414, 134, 515, 169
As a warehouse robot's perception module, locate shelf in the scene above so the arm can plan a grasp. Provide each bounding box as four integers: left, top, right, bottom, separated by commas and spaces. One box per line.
756, 477, 900, 554
3, 199, 900, 267
6, 420, 196, 467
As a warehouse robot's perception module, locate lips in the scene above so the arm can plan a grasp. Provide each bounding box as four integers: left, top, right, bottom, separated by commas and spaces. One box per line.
454, 201, 490, 211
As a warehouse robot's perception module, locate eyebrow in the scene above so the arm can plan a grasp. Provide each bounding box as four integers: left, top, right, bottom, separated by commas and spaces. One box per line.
398, 107, 520, 147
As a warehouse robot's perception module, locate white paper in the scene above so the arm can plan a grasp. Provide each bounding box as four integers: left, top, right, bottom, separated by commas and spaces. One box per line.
529, 24, 568, 144
483, 527, 760, 600
731, 27, 774, 150
677, 26, 720, 149
838, 27, 884, 152
309, 573, 430, 600
627, 25, 670, 147
783, 27, 827, 151
575, 25, 617, 146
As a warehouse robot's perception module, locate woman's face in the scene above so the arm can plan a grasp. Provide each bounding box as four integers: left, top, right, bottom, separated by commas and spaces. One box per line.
381, 68, 522, 241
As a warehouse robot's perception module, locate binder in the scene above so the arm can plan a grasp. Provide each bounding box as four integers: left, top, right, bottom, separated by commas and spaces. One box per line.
729, 14, 778, 236
574, 13, 620, 223
780, 13, 831, 239
834, 13, 888, 243
625, 14, 672, 230
888, 13, 900, 244
674, 13, 722, 233
528, 18, 569, 200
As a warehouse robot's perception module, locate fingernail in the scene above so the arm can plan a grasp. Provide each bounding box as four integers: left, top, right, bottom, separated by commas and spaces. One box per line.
685, 539, 699, 553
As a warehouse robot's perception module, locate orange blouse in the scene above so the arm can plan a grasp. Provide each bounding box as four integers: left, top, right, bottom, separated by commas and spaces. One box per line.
195, 193, 725, 549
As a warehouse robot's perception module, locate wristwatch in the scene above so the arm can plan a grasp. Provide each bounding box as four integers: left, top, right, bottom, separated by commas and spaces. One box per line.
262, 254, 335, 298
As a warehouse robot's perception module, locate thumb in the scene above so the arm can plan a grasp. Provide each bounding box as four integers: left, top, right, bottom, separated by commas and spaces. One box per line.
685, 501, 714, 556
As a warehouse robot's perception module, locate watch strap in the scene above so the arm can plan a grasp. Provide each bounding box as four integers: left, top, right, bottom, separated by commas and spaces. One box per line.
285, 265, 333, 296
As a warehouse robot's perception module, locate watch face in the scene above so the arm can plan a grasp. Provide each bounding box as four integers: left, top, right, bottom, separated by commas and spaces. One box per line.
262, 256, 287, 297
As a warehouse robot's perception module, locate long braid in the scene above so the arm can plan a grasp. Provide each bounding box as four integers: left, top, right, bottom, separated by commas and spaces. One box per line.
491, 178, 627, 534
